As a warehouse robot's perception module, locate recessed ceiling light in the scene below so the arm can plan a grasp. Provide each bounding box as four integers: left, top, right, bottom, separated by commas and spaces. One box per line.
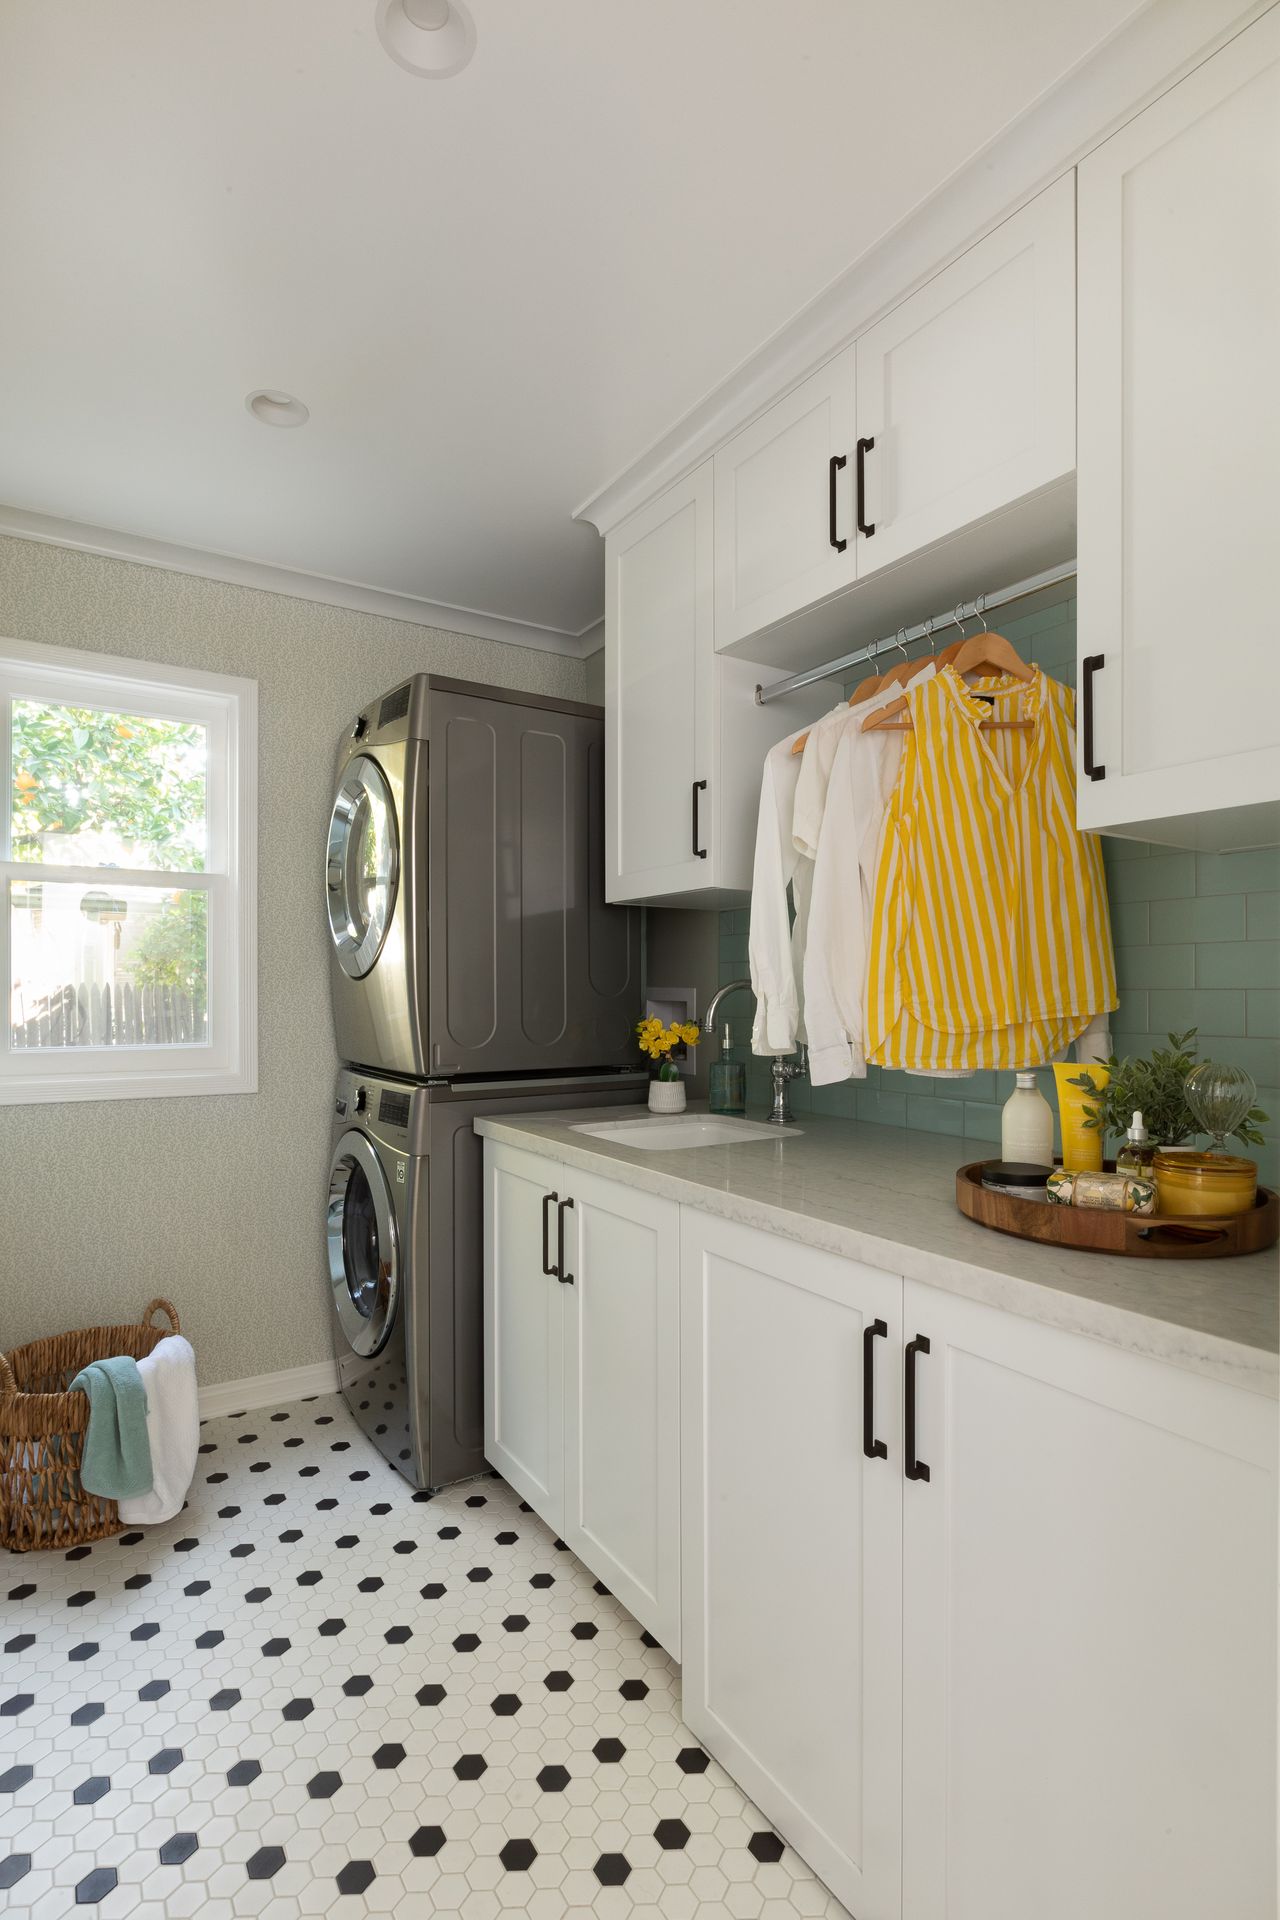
245, 390, 310, 429
375, 0, 476, 78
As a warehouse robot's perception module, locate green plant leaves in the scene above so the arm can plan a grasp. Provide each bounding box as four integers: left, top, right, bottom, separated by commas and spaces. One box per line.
1068, 1030, 1268, 1149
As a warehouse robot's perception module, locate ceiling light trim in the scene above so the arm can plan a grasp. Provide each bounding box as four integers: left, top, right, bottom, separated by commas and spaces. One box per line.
0, 506, 601, 658
375, 0, 476, 78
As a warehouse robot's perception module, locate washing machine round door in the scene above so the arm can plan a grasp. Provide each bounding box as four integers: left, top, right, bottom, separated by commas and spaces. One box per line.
327, 1131, 400, 1357
326, 755, 399, 979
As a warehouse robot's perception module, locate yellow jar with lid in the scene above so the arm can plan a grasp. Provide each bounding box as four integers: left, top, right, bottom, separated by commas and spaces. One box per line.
1152, 1150, 1257, 1218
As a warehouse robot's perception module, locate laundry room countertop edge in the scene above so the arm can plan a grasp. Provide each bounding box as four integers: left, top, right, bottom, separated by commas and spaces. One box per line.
475, 1107, 1279, 1397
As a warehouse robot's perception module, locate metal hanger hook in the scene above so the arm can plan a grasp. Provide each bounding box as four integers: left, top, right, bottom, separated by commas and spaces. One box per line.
922, 618, 935, 655
951, 603, 969, 638
896, 626, 909, 662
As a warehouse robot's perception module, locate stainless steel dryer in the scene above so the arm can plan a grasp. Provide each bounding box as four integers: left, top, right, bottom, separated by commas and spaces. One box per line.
327, 1065, 644, 1488
326, 675, 641, 1082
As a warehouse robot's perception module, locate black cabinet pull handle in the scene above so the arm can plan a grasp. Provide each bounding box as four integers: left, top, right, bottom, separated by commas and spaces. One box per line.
541, 1191, 559, 1277
556, 1196, 575, 1284
828, 453, 848, 553
905, 1334, 930, 1482
691, 780, 707, 860
863, 1319, 888, 1461
855, 436, 876, 537
1082, 653, 1106, 782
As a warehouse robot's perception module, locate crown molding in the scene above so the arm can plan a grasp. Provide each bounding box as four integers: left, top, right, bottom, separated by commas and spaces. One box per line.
0, 505, 602, 659
574, 0, 1267, 537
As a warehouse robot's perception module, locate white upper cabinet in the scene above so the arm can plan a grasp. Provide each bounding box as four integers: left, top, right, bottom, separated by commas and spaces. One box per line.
1076, 10, 1280, 847
605, 460, 828, 907
605, 462, 716, 902
713, 348, 858, 650
855, 174, 1075, 576
706, 178, 1075, 659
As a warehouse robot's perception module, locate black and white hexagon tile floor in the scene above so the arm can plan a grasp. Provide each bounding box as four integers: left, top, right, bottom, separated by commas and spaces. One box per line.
1, 1394, 846, 1919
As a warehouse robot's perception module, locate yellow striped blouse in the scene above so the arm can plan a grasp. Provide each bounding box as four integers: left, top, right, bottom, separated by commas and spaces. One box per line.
865, 666, 1116, 1071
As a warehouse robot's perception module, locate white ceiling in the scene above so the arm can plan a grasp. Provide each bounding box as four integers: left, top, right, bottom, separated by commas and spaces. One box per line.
0, 0, 1145, 643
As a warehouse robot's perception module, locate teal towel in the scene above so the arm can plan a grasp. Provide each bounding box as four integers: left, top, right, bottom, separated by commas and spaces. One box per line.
69, 1356, 154, 1500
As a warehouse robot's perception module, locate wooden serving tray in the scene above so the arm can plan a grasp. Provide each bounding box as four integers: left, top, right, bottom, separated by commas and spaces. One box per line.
956, 1162, 1279, 1259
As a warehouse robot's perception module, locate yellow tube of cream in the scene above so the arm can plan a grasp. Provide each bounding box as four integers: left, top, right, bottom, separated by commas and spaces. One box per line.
1052, 1062, 1110, 1173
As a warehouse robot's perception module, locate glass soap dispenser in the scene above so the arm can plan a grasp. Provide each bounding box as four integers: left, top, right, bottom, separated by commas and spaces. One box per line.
708, 1021, 746, 1116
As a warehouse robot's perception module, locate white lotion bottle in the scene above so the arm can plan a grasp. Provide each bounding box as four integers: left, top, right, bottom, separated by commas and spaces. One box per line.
1001, 1071, 1055, 1167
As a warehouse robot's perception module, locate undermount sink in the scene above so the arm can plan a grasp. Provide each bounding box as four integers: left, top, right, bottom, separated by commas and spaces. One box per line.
571, 1114, 800, 1151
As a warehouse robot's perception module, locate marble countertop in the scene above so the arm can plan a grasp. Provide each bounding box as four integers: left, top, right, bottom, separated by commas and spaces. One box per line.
475, 1106, 1279, 1397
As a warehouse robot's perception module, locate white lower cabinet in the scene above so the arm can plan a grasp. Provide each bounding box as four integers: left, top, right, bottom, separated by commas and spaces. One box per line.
484, 1143, 565, 1530
677, 1214, 1276, 1920
679, 1213, 905, 1920
899, 1277, 1277, 1920
488, 1160, 1277, 1918
483, 1141, 681, 1654
562, 1164, 681, 1655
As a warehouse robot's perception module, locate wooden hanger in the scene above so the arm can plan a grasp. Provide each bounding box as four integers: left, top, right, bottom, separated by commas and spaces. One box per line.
862, 627, 1036, 733
949, 625, 1034, 683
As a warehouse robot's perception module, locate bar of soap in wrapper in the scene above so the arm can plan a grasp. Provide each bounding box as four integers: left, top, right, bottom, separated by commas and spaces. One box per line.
1046, 1169, 1157, 1215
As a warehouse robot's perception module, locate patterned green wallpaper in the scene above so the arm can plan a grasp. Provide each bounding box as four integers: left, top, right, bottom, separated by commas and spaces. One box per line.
719, 599, 1280, 1185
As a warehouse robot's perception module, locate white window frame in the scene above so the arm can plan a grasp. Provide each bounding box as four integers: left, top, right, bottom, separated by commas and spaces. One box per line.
0, 637, 257, 1103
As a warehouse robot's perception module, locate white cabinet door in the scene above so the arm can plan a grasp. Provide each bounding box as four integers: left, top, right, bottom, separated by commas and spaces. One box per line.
483, 1143, 565, 1530
605, 462, 716, 901
1077, 12, 1280, 845
681, 1213, 903, 1920
561, 1167, 681, 1655
855, 174, 1075, 575
900, 1277, 1277, 1920
713, 348, 857, 650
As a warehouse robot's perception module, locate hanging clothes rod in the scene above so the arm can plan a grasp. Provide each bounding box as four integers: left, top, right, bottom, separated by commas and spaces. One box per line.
753, 558, 1078, 706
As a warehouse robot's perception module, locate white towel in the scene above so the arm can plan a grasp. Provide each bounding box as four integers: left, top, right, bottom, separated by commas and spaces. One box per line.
117, 1335, 199, 1525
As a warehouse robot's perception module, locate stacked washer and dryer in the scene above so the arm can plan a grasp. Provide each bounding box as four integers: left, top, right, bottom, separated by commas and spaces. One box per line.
324, 675, 645, 1489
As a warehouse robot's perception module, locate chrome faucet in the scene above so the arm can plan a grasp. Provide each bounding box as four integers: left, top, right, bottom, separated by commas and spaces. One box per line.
766, 1046, 807, 1127
704, 979, 752, 1035
703, 978, 807, 1126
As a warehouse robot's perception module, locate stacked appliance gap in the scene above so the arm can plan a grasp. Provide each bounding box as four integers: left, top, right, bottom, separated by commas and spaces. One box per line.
325, 675, 644, 1488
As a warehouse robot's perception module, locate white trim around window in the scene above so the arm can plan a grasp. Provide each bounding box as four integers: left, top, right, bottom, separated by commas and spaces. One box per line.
0, 637, 257, 1103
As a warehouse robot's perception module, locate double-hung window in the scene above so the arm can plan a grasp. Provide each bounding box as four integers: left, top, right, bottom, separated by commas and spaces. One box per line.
0, 638, 256, 1102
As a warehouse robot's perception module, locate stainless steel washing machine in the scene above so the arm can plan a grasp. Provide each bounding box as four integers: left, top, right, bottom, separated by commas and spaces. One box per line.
326, 674, 641, 1082
327, 1065, 645, 1489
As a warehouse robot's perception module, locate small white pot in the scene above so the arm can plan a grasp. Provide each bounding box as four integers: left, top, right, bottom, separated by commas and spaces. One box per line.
648, 1078, 687, 1114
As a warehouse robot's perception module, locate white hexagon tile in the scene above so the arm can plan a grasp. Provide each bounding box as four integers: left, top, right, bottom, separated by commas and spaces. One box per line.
0, 1393, 848, 1919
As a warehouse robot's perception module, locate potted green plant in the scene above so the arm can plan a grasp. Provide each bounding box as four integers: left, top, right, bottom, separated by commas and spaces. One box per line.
1069, 1030, 1268, 1151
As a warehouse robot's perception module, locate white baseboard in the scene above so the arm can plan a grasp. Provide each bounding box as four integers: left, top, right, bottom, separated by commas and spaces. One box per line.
198, 1358, 339, 1422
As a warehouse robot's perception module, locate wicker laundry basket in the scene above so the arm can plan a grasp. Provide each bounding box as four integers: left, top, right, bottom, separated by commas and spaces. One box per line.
0, 1298, 182, 1552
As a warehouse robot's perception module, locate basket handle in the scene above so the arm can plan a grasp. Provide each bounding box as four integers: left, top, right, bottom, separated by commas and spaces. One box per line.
142, 1298, 181, 1335
0, 1351, 16, 1400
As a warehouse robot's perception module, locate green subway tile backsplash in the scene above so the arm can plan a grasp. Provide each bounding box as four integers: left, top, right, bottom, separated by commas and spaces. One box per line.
1195, 942, 1280, 990
1149, 894, 1245, 945
718, 598, 1279, 1183
1106, 852, 1198, 902
1114, 945, 1194, 990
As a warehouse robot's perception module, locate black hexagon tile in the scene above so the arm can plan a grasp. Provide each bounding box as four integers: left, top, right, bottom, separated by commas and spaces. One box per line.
0, 1388, 841, 1920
